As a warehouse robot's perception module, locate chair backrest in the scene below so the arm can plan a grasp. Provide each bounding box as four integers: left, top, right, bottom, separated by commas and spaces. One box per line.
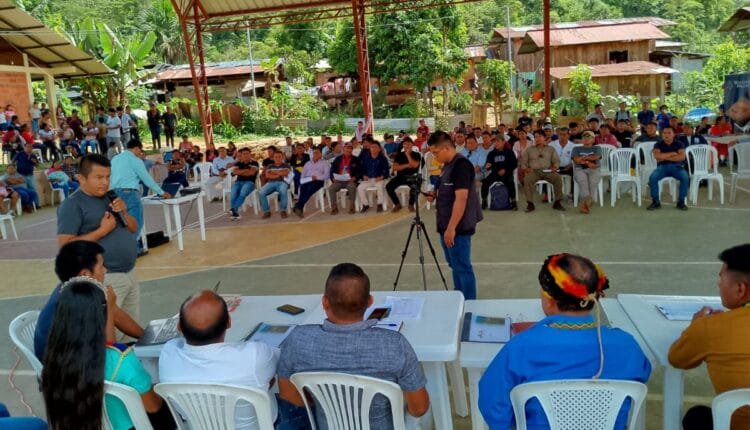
598, 144, 617, 173
103, 381, 153, 430
609, 148, 638, 178
730, 142, 750, 176
510, 379, 647, 430
712, 388, 750, 430
193, 162, 213, 183
8, 310, 43, 376
637, 141, 657, 168
290, 371, 406, 430
223, 167, 235, 192
154, 382, 275, 430
686, 145, 717, 175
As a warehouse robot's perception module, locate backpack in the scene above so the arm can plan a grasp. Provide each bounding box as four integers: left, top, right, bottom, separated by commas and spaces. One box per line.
489, 182, 511, 211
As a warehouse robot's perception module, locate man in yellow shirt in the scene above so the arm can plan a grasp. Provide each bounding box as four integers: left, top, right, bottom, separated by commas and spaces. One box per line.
669, 244, 750, 430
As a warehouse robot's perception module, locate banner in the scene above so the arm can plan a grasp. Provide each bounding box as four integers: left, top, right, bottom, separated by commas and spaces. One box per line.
724, 72, 750, 133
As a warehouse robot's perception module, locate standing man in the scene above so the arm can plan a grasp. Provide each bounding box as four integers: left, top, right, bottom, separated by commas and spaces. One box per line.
67, 109, 84, 145
11, 143, 40, 207
110, 140, 171, 253
29, 102, 41, 134
669, 244, 750, 430
146, 103, 162, 150
162, 106, 177, 149
637, 101, 655, 134
106, 108, 122, 152
57, 154, 141, 340
117, 106, 133, 147
426, 131, 483, 300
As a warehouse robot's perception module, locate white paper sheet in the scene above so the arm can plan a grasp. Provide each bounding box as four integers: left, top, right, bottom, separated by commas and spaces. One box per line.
333, 173, 351, 181
300, 176, 313, 184
246, 323, 296, 348
384, 296, 425, 320
655, 302, 724, 321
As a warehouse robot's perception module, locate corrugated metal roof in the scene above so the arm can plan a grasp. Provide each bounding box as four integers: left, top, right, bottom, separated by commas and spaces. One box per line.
719, 7, 750, 32
517, 22, 669, 54
0, 0, 109, 78
155, 60, 264, 81
491, 16, 675, 42
549, 61, 678, 79
175, 0, 350, 18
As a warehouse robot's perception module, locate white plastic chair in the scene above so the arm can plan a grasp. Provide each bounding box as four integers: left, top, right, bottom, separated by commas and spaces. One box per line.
597, 144, 617, 191
609, 148, 642, 207
221, 167, 234, 211
534, 180, 555, 204
103, 381, 153, 430
0, 213, 18, 240
395, 184, 411, 207
290, 371, 407, 430
686, 145, 724, 205
636, 141, 657, 190
730, 143, 750, 203
154, 382, 276, 430
46, 173, 66, 206
510, 379, 647, 430
240, 177, 261, 216
8, 311, 43, 377
192, 162, 221, 202
355, 185, 389, 211
712, 388, 750, 430
2, 197, 21, 216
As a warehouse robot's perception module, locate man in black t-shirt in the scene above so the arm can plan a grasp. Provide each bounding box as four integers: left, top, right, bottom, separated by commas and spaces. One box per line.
425, 131, 483, 300
613, 120, 634, 148
229, 148, 259, 219
289, 144, 310, 194
385, 138, 421, 212
647, 126, 689, 211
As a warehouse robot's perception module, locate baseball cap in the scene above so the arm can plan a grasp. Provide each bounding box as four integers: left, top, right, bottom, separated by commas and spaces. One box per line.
543, 124, 553, 130
582, 131, 595, 139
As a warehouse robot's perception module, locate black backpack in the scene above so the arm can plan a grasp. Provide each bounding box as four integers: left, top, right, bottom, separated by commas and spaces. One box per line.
489, 182, 511, 210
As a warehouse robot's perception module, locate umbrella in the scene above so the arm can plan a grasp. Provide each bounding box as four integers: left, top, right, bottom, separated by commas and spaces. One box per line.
683, 107, 717, 124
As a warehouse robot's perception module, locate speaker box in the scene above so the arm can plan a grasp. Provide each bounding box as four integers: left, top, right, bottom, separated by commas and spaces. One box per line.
146, 231, 170, 249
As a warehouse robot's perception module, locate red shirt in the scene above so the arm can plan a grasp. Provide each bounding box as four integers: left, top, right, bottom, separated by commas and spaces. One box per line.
21, 131, 34, 143
338, 155, 352, 174
710, 123, 731, 136
595, 134, 620, 148
414, 137, 427, 150
417, 125, 429, 136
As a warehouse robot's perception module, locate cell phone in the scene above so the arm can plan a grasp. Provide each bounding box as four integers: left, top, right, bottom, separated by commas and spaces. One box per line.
368, 307, 390, 320
277, 304, 305, 315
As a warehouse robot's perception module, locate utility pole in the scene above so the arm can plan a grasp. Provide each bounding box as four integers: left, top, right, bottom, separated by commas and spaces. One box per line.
543, 0, 551, 117
246, 23, 258, 110
503, 5, 514, 117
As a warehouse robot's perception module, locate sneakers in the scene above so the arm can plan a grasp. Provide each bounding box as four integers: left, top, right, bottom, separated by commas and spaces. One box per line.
525, 202, 535, 213
360, 205, 370, 213
229, 209, 241, 220
331, 207, 339, 215
647, 201, 661, 211
293, 207, 304, 218
391, 204, 403, 213
376, 204, 384, 213
552, 200, 565, 211
676, 202, 688, 211
262, 212, 271, 219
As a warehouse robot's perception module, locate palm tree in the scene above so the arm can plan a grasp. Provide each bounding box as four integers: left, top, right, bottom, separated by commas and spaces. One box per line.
145, 0, 185, 64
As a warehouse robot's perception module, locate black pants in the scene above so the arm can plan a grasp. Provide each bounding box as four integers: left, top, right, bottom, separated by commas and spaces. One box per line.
295, 180, 324, 211
164, 127, 175, 148
385, 175, 415, 206
481, 172, 516, 204
682, 405, 713, 430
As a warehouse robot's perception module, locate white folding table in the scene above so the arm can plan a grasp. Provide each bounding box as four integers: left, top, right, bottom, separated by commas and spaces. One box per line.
141, 192, 206, 251
459, 298, 652, 430
613, 293, 721, 430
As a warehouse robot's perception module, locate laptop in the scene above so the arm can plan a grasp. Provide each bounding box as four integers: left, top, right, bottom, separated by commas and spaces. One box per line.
161, 182, 181, 198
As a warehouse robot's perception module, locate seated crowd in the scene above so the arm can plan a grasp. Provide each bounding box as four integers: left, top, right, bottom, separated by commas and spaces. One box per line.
31, 239, 750, 430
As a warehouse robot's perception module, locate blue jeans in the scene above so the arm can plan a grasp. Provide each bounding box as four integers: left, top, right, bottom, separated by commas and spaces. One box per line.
23, 175, 39, 206
259, 181, 289, 213
115, 188, 143, 251
440, 233, 477, 300
52, 181, 78, 197
275, 395, 311, 430
81, 139, 98, 153
231, 181, 256, 211
649, 164, 689, 203
0, 403, 47, 430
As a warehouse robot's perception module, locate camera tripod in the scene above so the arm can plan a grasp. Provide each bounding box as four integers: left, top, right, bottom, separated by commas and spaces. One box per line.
393, 187, 449, 291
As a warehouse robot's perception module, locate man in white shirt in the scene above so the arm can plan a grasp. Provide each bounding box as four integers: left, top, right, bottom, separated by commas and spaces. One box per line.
549, 127, 575, 179
159, 290, 282, 430
106, 108, 122, 152
117, 106, 134, 147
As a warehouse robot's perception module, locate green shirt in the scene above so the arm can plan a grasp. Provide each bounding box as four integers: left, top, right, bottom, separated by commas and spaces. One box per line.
104, 345, 152, 430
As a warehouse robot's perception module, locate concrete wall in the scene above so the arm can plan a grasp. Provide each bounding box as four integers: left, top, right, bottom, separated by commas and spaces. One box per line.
0, 71, 31, 125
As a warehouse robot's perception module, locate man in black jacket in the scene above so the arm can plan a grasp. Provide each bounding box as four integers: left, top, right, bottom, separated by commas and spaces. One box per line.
481, 136, 518, 210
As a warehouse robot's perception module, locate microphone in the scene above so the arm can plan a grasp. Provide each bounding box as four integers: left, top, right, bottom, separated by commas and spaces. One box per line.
105, 190, 127, 228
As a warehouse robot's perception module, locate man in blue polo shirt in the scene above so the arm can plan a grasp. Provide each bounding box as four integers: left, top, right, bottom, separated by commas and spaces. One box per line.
11, 143, 39, 205
648, 126, 689, 211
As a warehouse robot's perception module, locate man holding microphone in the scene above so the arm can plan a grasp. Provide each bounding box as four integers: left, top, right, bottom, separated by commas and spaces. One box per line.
425, 131, 483, 300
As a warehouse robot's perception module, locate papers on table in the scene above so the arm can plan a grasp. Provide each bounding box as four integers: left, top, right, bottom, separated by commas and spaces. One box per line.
656, 301, 724, 321
333, 173, 351, 181
220, 294, 242, 313
461, 313, 511, 343
245, 323, 296, 348
384, 296, 424, 320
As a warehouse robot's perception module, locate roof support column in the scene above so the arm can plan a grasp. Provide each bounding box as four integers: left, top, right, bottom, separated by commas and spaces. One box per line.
543, 0, 551, 117
43, 73, 57, 128
351, 0, 373, 133
173, 0, 214, 148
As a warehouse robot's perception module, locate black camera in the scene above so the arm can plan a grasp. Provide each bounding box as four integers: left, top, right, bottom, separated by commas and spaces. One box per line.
405, 173, 422, 190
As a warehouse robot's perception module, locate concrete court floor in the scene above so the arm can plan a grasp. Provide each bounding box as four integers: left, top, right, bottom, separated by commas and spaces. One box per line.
1, 180, 750, 429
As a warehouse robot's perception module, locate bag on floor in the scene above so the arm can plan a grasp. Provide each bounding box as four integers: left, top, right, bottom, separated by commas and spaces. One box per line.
489, 182, 511, 211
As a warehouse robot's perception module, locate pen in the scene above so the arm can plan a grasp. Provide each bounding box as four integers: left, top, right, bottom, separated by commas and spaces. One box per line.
381, 323, 399, 327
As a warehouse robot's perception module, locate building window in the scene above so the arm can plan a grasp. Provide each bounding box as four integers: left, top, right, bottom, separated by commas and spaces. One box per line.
609, 50, 628, 64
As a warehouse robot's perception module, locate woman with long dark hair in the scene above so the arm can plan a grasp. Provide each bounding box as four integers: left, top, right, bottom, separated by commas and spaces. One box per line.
42, 278, 174, 430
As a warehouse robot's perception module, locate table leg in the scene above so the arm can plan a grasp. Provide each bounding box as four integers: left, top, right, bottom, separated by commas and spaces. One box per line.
197, 194, 206, 241
423, 362, 452, 430
467, 368, 488, 430
172, 203, 184, 251
448, 359, 468, 417
663, 365, 684, 430
162, 204, 172, 238
140, 214, 149, 253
